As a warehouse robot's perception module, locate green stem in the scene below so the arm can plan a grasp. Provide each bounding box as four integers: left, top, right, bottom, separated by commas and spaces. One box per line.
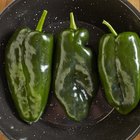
103, 20, 118, 36
70, 12, 77, 30
36, 10, 48, 32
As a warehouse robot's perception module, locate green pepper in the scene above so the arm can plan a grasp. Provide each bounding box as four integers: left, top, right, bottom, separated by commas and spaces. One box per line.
98, 20, 140, 114
5, 10, 53, 123
53, 12, 98, 121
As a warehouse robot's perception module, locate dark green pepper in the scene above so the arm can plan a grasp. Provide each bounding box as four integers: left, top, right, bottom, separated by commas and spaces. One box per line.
5, 10, 53, 123
53, 12, 98, 121
98, 20, 140, 114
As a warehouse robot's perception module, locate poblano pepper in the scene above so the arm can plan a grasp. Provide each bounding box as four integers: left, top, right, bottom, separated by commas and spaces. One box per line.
5, 10, 53, 123
98, 20, 140, 114
53, 12, 98, 121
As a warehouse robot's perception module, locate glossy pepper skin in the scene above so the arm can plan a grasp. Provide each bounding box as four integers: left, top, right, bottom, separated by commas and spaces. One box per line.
5, 10, 53, 123
53, 13, 98, 121
98, 20, 140, 114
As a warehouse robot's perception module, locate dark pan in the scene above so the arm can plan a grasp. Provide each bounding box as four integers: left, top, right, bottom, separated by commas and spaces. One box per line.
0, 0, 140, 140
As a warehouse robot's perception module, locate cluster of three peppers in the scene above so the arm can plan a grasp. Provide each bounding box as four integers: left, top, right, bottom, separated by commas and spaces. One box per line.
6, 9, 140, 124
5, 10, 97, 123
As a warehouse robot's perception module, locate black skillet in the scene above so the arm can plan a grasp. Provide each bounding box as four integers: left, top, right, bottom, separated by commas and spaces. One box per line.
0, 0, 140, 140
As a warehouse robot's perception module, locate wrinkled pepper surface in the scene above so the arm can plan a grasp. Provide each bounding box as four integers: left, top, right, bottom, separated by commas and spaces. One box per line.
98, 20, 140, 114
5, 10, 53, 123
53, 12, 98, 121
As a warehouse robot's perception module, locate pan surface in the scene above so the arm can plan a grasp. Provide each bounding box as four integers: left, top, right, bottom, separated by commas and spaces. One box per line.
0, 0, 140, 139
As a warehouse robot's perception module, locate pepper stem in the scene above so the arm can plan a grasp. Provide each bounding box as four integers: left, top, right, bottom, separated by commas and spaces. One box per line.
103, 20, 118, 36
36, 10, 48, 32
70, 12, 77, 30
